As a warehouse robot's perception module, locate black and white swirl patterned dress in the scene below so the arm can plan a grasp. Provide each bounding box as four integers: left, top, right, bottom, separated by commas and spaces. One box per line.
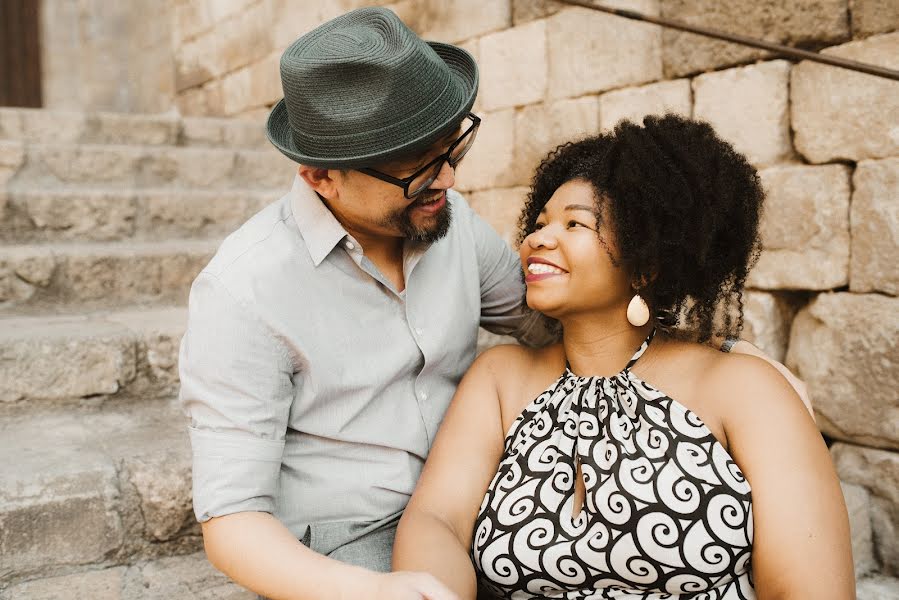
472, 331, 755, 599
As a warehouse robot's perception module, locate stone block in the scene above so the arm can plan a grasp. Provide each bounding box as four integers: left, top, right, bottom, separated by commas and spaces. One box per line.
136, 190, 266, 240
121, 553, 255, 600
0, 246, 57, 306
850, 0, 899, 38
179, 117, 269, 149
479, 19, 547, 111
231, 148, 297, 189
249, 51, 283, 109
599, 78, 691, 131
207, 0, 258, 22
26, 144, 140, 186
175, 87, 211, 118
9, 189, 137, 242
693, 60, 794, 167
221, 65, 253, 116
217, 1, 273, 74
174, 0, 214, 44
454, 109, 517, 192
175, 32, 226, 92
856, 576, 899, 600
788, 293, 899, 450
0, 109, 88, 144
792, 32, 899, 163
126, 451, 193, 541
748, 164, 851, 290
467, 186, 530, 246
418, 0, 511, 43
547, 2, 662, 100
88, 113, 179, 146
0, 141, 24, 185
741, 291, 800, 364
0, 319, 137, 403
271, 0, 370, 49
0, 567, 126, 600
842, 481, 876, 578
514, 96, 601, 184
832, 443, 899, 574
661, 0, 849, 77
512, 0, 566, 25
851, 158, 899, 296
0, 450, 124, 578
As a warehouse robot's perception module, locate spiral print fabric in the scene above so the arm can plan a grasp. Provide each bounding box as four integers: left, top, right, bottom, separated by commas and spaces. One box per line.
472, 331, 755, 599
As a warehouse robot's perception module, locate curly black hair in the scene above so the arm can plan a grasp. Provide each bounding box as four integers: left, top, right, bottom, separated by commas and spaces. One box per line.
517, 114, 764, 343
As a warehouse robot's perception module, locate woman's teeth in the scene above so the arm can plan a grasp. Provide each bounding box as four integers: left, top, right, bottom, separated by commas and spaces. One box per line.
528, 263, 565, 275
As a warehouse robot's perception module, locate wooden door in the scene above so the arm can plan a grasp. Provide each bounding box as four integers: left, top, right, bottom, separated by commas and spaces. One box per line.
0, 0, 42, 107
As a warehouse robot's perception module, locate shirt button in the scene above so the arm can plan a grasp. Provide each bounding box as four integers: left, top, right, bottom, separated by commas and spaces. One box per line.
414, 327, 423, 336
345, 241, 355, 250
419, 391, 428, 401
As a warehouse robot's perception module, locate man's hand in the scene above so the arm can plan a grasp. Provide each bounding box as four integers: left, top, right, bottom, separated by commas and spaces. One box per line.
364, 571, 461, 600
728, 339, 814, 420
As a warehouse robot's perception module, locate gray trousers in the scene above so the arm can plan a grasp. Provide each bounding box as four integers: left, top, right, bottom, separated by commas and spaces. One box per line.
258, 513, 399, 599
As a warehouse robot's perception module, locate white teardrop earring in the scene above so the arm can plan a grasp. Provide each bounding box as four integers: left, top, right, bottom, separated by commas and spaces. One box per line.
627, 294, 650, 327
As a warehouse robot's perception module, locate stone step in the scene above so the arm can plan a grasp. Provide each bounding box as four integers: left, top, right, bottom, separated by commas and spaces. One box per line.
0, 551, 254, 600
857, 576, 899, 600
0, 239, 216, 315
0, 398, 200, 587
0, 306, 185, 414
1, 187, 274, 243
0, 107, 269, 150
2, 141, 295, 190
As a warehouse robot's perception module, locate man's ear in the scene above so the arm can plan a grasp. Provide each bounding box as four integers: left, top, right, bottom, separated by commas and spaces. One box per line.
297, 165, 341, 200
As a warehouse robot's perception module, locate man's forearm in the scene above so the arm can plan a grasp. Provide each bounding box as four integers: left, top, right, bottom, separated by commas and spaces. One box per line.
202, 511, 373, 600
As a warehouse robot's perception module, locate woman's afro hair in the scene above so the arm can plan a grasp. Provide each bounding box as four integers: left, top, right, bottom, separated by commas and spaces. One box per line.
517, 114, 765, 342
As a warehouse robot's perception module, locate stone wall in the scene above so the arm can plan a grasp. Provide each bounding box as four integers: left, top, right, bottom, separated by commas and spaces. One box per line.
85, 0, 899, 583
39, 0, 176, 113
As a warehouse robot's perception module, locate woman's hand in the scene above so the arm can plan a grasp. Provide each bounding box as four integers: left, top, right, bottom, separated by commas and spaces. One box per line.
365, 571, 460, 600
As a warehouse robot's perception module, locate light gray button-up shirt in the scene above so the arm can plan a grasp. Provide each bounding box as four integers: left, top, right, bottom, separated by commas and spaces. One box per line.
179, 176, 547, 540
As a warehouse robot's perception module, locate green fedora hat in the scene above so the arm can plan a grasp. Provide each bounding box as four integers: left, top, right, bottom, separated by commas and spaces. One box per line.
266, 7, 478, 169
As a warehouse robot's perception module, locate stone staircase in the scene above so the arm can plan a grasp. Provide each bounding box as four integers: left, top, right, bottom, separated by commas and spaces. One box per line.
1, 108, 896, 599
0, 108, 295, 598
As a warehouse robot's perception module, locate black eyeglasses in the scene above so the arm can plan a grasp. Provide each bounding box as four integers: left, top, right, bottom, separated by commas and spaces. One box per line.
358, 113, 480, 199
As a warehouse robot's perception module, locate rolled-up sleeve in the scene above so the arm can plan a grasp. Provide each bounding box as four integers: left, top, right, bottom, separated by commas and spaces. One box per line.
179, 272, 295, 522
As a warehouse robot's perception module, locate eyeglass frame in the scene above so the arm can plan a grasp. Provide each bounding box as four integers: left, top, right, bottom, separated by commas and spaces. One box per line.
357, 113, 481, 199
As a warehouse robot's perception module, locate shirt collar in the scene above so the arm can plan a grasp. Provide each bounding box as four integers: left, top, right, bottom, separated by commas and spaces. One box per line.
289, 175, 350, 267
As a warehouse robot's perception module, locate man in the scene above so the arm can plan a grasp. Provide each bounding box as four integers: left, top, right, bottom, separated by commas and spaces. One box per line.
179, 7, 808, 600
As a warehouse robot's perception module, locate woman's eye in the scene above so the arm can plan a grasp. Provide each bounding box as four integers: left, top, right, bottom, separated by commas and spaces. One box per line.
567, 220, 586, 228
533, 223, 546, 231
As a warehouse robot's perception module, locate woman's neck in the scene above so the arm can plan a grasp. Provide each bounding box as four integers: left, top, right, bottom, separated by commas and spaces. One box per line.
561, 312, 655, 377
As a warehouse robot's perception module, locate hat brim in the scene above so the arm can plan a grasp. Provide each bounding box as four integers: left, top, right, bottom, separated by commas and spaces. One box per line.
265, 42, 478, 169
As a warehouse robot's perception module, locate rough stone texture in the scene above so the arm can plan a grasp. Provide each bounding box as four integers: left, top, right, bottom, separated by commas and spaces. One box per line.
179, 117, 269, 148
479, 19, 547, 111
547, 2, 662, 100
792, 32, 899, 164
748, 164, 851, 290
455, 109, 517, 192
832, 443, 899, 575
857, 576, 899, 600
0, 241, 215, 314
851, 158, 899, 296
0, 319, 136, 404
416, 0, 511, 43
176, 32, 227, 92
467, 187, 530, 246
0, 565, 126, 600
126, 452, 193, 542
0, 142, 24, 189
741, 291, 800, 363
850, 0, 899, 38
788, 293, 899, 450
215, 1, 272, 75
599, 79, 691, 131
271, 0, 374, 48
514, 96, 601, 184
512, 0, 566, 25
693, 60, 794, 167
661, 0, 850, 77
174, 0, 215, 45
0, 446, 124, 581
842, 481, 877, 578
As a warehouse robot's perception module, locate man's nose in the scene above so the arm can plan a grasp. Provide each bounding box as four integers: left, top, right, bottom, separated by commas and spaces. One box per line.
429, 160, 455, 190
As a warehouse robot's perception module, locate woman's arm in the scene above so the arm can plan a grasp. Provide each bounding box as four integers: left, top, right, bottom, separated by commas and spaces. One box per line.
714, 354, 855, 599
393, 346, 512, 599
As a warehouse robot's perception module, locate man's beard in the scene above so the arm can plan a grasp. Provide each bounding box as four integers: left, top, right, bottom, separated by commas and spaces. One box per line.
381, 197, 453, 244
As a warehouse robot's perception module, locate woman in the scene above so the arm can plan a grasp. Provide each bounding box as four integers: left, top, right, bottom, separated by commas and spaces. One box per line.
392, 115, 854, 599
